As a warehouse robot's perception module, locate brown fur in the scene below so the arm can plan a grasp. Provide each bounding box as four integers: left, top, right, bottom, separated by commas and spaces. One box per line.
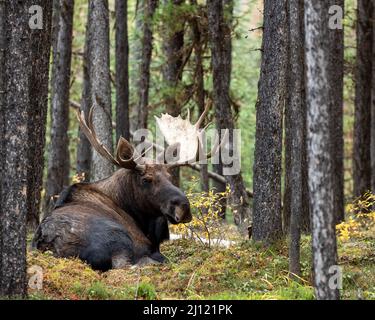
33, 164, 191, 271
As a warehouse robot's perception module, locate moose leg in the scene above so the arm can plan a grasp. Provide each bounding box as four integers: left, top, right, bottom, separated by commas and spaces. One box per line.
112, 252, 132, 269
132, 256, 163, 268
147, 216, 169, 251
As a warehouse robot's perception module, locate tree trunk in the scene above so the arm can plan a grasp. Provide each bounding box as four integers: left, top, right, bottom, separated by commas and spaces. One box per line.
88, 0, 114, 181
27, 0, 53, 230
329, 0, 345, 224
371, 3, 375, 193
285, 0, 308, 278
51, 0, 61, 51
212, 162, 227, 218
76, 8, 92, 182
136, 0, 158, 129
354, 0, 373, 197
162, 0, 184, 187
253, 0, 287, 243
115, 0, 130, 141
304, 0, 340, 300
207, 0, 251, 231
0, 0, 51, 297
45, 0, 74, 213
190, 0, 209, 193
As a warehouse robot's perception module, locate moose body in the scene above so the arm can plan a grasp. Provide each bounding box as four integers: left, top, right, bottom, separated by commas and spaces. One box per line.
33, 166, 192, 271
33, 105, 221, 271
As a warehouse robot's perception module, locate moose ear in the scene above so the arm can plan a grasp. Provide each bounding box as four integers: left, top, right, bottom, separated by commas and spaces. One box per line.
115, 137, 141, 170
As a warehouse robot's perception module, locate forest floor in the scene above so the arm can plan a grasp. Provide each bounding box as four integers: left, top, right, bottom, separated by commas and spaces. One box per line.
26, 230, 375, 300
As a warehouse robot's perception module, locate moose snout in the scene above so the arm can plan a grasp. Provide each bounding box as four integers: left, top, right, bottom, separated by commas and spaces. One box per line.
169, 197, 192, 224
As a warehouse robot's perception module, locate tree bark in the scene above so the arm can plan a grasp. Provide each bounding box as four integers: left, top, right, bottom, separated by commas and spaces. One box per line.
354, 0, 373, 197
190, 0, 209, 193
115, 0, 130, 142
329, 0, 345, 224
0, 0, 6, 296
253, 0, 287, 243
162, 0, 184, 187
88, 0, 114, 181
136, 0, 158, 129
27, 0, 53, 230
212, 162, 227, 218
0, 1, 43, 297
76, 7, 92, 182
304, 0, 340, 300
45, 0, 74, 213
207, 0, 251, 231
285, 0, 308, 278
371, 2, 375, 193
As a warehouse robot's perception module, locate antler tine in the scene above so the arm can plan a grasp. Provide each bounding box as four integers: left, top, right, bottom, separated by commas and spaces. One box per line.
133, 144, 154, 163
76, 107, 120, 167
195, 101, 211, 129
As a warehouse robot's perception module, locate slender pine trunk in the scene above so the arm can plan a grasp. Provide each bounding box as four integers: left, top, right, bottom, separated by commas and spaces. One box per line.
27, 0, 53, 230
253, 0, 287, 243
45, 0, 74, 212
136, 0, 158, 129
207, 0, 251, 231
304, 0, 340, 300
162, 0, 184, 187
115, 0, 130, 141
76, 7, 92, 182
286, 0, 307, 278
353, 0, 373, 197
88, 0, 114, 180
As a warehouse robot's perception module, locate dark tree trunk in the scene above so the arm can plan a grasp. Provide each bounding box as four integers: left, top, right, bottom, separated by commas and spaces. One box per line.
372, 2, 375, 193
207, 0, 251, 231
0, 1, 30, 296
304, 0, 340, 300
354, 0, 373, 197
329, 0, 345, 224
285, 0, 308, 278
88, 0, 114, 180
0, 0, 51, 297
115, 0, 130, 141
76, 9, 92, 182
212, 162, 227, 218
136, 0, 158, 129
0, 0, 6, 296
190, 0, 209, 193
162, 0, 184, 113
27, 0, 53, 230
162, 0, 184, 187
45, 0, 74, 213
253, 0, 287, 243
130, 0, 144, 132
51, 0, 61, 51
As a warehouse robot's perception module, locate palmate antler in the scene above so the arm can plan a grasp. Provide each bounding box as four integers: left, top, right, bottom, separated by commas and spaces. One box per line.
155, 104, 228, 168
77, 104, 226, 171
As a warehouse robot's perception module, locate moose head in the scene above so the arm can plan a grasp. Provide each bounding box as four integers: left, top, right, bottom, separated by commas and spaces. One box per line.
76, 105, 226, 226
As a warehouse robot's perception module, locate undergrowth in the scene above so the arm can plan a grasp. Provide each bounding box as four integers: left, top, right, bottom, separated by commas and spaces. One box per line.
26, 232, 374, 300
25, 191, 375, 300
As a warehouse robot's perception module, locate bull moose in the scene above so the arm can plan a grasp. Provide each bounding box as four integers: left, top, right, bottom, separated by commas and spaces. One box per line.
33, 106, 222, 271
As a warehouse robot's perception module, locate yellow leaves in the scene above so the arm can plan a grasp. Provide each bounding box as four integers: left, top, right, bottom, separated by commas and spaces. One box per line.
72, 172, 86, 184
170, 179, 234, 246
336, 192, 375, 242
